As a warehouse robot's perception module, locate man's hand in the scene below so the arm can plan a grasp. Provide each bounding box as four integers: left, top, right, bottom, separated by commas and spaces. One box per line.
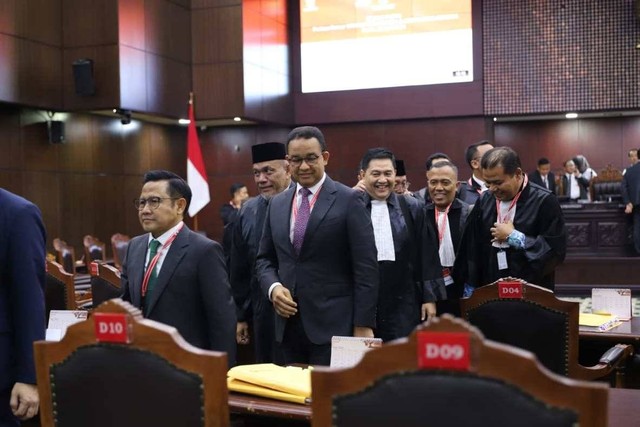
353, 326, 374, 338
236, 322, 250, 345
352, 180, 366, 192
625, 203, 633, 214
10, 382, 39, 421
421, 302, 436, 321
491, 221, 514, 243
272, 285, 297, 318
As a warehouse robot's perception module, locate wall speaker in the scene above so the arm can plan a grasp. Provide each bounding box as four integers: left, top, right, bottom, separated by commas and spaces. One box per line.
48, 121, 65, 144
72, 58, 96, 96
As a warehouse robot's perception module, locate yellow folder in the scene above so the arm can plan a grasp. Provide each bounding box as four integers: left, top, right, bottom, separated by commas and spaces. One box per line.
227, 363, 311, 404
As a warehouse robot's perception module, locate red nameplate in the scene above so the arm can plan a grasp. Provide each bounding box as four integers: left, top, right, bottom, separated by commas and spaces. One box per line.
498, 281, 523, 299
417, 332, 470, 370
89, 261, 99, 276
94, 313, 131, 343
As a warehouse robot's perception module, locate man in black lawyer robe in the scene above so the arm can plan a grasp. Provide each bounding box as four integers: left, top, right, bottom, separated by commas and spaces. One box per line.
454, 147, 566, 291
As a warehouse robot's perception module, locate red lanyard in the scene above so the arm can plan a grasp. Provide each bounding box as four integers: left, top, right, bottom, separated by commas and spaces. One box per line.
435, 204, 451, 244
468, 178, 483, 195
291, 185, 322, 223
495, 174, 528, 224
141, 223, 183, 297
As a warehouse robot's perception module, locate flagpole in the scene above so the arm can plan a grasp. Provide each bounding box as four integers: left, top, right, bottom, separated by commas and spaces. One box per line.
189, 91, 199, 232
186, 90, 210, 231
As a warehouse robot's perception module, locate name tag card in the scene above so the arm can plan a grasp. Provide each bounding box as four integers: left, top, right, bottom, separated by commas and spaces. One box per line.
498, 281, 523, 299
46, 310, 88, 341
94, 313, 132, 343
417, 332, 470, 370
330, 336, 382, 368
592, 288, 632, 320
90, 261, 99, 276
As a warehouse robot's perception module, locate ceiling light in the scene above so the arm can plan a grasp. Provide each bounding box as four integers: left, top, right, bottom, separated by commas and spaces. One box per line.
565, 113, 578, 119
233, 117, 242, 122
178, 119, 190, 125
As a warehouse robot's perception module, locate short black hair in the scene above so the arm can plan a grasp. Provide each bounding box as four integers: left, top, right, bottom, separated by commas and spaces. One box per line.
537, 157, 550, 166
360, 148, 396, 171
480, 147, 521, 175
465, 140, 493, 167
286, 126, 327, 151
425, 152, 451, 170
143, 170, 192, 213
429, 159, 459, 177
229, 183, 246, 197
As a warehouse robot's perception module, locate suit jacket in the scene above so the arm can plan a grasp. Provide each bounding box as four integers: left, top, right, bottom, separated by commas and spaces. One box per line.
560, 173, 589, 199
0, 189, 46, 393
121, 225, 236, 364
256, 175, 379, 345
622, 162, 640, 206
457, 177, 484, 205
529, 170, 556, 194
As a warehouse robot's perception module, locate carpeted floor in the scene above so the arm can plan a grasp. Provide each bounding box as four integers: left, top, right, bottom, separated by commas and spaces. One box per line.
558, 297, 640, 316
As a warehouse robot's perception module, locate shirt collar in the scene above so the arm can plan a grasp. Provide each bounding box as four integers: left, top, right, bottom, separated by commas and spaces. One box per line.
148, 221, 183, 247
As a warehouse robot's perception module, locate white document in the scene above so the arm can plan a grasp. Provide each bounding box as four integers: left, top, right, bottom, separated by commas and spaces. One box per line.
591, 288, 632, 320
46, 310, 88, 341
330, 336, 383, 368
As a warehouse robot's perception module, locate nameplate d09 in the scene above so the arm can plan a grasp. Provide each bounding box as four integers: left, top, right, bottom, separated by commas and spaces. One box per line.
498, 281, 523, 299
94, 313, 131, 343
417, 332, 470, 371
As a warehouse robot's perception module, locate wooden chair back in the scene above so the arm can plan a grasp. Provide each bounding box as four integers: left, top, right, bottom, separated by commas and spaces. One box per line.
89, 261, 122, 307
460, 277, 632, 383
110, 232, 130, 271
45, 260, 77, 323
83, 234, 107, 264
311, 315, 608, 427
53, 237, 79, 275
35, 299, 230, 427
590, 164, 623, 202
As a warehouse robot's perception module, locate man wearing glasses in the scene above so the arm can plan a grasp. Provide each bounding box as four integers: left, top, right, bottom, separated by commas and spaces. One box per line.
256, 126, 379, 365
121, 170, 236, 365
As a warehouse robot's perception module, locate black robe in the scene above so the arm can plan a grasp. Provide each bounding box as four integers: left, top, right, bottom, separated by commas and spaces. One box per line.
365, 193, 444, 342
229, 195, 275, 363
454, 181, 567, 291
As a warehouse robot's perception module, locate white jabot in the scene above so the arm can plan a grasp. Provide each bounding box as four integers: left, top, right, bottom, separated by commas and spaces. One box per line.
370, 200, 395, 261
437, 211, 455, 267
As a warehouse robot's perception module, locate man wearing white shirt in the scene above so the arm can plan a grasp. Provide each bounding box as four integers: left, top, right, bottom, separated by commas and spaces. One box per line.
458, 140, 494, 204
357, 148, 443, 342
529, 157, 556, 194
561, 159, 589, 201
121, 170, 236, 364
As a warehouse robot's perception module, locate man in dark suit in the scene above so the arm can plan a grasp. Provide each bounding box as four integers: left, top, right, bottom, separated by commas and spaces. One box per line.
121, 170, 236, 365
230, 142, 292, 362
560, 159, 589, 201
256, 126, 379, 365
424, 160, 473, 316
529, 157, 556, 194
0, 189, 46, 426
457, 140, 494, 204
622, 157, 640, 253
357, 148, 443, 342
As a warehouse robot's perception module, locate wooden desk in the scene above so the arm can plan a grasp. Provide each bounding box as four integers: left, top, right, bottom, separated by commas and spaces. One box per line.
580, 317, 640, 346
229, 388, 638, 427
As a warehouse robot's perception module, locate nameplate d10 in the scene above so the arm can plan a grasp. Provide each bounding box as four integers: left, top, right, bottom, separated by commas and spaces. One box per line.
89, 261, 99, 276
417, 332, 470, 370
498, 281, 523, 299
94, 313, 131, 343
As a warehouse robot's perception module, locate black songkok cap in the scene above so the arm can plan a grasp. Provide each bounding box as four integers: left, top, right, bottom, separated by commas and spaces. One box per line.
395, 159, 406, 176
251, 142, 286, 163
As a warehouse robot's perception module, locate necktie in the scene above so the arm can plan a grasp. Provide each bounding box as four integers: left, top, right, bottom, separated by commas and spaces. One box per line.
145, 239, 161, 298
292, 188, 311, 255
543, 175, 548, 189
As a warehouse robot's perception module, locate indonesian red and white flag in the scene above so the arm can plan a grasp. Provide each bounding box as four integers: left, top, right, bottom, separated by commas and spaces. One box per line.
186, 96, 210, 217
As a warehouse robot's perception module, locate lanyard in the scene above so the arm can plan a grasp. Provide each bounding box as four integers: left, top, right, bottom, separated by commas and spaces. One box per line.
141, 223, 184, 297
291, 185, 322, 223
435, 204, 451, 244
468, 178, 483, 195
495, 174, 528, 224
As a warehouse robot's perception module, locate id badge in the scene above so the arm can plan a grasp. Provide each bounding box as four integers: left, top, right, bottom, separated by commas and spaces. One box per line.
497, 250, 508, 270
442, 268, 454, 286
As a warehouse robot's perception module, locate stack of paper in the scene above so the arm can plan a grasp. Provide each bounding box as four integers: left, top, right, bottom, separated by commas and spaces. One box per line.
227, 363, 311, 404
578, 313, 621, 332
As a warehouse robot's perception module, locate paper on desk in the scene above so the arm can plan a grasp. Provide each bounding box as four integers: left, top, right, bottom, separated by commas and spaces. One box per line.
330, 336, 382, 368
227, 377, 308, 404
227, 363, 311, 399
579, 313, 621, 331
591, 288, 632, 320
46, 310, 88, 341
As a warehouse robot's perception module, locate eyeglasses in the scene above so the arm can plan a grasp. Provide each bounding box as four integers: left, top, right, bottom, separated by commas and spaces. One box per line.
288, 154, 322, 167
133, 197, 179, 210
